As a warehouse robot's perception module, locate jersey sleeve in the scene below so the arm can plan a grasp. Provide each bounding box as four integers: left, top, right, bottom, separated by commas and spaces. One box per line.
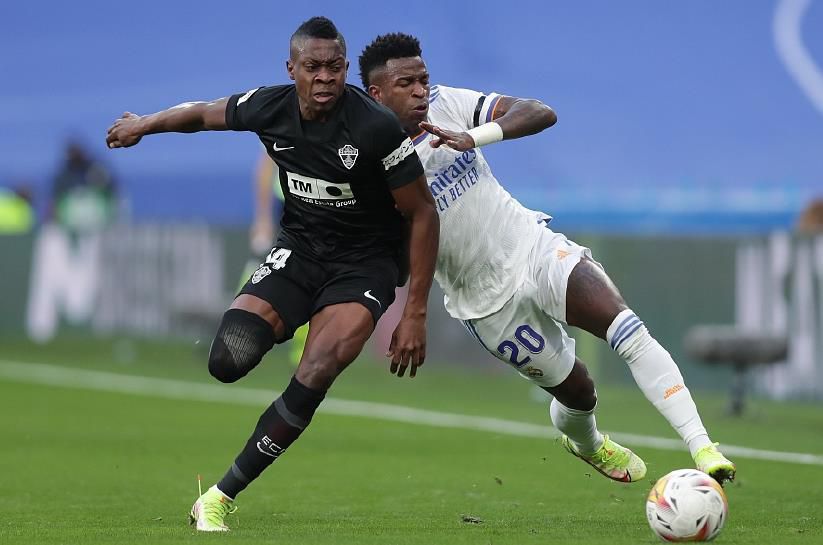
432, 85, 502, 130
372, 113, 424, 190
224, 86, 269, 132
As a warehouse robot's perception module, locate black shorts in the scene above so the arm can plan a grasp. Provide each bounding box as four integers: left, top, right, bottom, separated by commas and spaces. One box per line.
238, 247, 399, 342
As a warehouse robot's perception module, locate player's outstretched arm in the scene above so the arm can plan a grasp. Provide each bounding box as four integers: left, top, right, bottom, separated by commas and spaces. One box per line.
487, 96, 557, 139
387, 174, 440, 379
106, 98, 230, 149
420, 96, 557, 151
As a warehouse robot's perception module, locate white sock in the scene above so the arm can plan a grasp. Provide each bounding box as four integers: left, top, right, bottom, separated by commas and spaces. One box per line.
549, 397, 604, 455
607, 309, 713, 457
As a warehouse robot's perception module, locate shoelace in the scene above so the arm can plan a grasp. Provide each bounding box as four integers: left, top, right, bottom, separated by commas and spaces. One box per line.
695, 442, 724, 463
203, 499, 238, 524
699, 442, 720, 454
592, 438, 630, 469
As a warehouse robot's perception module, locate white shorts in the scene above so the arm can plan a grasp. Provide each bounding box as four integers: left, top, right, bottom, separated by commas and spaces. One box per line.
461, 227, 594, 387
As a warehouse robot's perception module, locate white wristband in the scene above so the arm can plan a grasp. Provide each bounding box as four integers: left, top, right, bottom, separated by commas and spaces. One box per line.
466, 121, 504, 148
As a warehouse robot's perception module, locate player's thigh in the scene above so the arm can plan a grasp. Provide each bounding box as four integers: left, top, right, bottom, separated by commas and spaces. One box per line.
294, 256, 399, 389
565, 258, 627, 340
530, 227, 599, 324
464, 288, 576, 388
312, 256, 400, 330
296, 302, 375, 389
237, 247, 320, 343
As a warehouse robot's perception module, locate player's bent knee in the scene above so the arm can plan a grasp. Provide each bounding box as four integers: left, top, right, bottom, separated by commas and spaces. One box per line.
208, 342, 243, 383
208, 308, 276, 383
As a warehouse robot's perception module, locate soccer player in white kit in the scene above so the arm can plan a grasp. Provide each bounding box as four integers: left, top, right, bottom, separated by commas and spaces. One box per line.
359, 33, 736, 484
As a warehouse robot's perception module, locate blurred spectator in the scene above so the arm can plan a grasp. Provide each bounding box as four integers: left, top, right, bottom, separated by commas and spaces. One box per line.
241, 151, 308, 365
238, 151, 284, 287
248, 151, 284, 259
0, 185, 35, 234
796, 198, 823, 234
51, 139, 119, 232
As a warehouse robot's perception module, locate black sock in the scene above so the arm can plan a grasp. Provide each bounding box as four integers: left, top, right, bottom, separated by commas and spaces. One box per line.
217, 376, 325, 498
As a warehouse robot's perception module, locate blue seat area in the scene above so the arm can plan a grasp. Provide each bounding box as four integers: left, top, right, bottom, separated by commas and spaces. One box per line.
3, 1, 822, 230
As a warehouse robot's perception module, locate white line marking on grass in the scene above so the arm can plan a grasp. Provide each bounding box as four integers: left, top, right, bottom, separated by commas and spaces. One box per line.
1, 359, 822, 466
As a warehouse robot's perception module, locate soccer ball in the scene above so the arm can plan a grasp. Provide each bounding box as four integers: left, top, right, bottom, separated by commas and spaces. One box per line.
646, 469, 728, 542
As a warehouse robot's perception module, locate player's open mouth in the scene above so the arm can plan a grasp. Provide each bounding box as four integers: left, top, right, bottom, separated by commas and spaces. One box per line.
412, 104, 428, 113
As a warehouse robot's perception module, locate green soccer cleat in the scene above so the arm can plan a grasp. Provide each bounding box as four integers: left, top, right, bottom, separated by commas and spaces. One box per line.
189, 485, 237, 532
694, 443, 736, 485
561, 434, 647, 483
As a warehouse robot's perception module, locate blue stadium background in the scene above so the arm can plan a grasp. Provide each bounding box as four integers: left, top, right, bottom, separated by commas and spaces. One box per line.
2, 0, 821, 233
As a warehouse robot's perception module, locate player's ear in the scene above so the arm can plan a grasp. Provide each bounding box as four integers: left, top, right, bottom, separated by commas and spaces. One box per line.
367, 84, 381, 102
286, 59, 295, 81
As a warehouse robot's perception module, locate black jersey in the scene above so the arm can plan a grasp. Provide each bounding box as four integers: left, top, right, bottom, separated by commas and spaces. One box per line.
225, 84, 423, 263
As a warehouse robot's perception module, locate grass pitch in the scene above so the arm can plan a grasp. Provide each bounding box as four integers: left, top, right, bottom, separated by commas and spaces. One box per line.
0, 337, 821, 544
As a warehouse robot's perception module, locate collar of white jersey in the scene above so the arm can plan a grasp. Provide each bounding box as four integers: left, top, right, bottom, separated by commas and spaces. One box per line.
411, 130, 429, 146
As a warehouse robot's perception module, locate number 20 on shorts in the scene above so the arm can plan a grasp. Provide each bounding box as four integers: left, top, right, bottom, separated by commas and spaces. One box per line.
497, 324, 545, 368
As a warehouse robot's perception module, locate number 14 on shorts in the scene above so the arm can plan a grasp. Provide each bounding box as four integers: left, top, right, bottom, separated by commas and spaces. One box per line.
265, 248, 292, 270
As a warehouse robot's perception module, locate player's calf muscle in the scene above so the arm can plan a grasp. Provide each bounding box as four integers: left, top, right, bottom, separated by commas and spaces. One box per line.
547, 360, 597, 411
296, 338, 367, 389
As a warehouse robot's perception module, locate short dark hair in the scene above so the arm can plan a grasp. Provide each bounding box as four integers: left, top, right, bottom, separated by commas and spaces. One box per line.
291, 16, 346, 54
359, 33, 422, 87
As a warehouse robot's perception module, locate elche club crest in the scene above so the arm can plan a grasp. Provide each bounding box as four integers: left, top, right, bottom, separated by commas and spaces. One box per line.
338, 144, 358, 169
251, 265, 271, 284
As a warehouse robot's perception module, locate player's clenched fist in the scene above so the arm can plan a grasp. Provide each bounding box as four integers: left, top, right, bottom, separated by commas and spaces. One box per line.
106, 112, 144, 149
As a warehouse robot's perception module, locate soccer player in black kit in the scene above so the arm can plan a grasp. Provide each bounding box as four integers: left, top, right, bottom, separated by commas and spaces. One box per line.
106, 17, 439, 531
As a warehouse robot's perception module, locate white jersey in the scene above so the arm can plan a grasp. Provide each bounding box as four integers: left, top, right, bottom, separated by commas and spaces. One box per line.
415, 85, 549, 320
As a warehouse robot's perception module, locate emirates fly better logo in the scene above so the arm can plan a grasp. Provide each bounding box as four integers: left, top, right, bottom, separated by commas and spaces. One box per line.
338, 144, 358, 169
